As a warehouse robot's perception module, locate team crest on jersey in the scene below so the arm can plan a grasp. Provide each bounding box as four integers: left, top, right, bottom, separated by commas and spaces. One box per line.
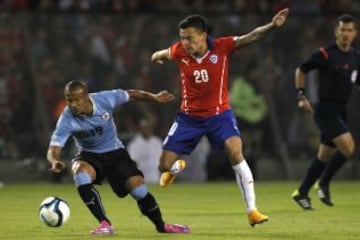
351, 70, 358, 83
102, 112, 110, 121
209, 54, 218, 64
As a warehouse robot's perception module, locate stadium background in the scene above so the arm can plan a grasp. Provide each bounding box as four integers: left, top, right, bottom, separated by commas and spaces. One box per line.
0, 0, 359, 183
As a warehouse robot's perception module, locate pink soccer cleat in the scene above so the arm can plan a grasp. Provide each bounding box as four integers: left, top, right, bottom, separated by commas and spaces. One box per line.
161, 223, 191, 233
90, 220, 114, 235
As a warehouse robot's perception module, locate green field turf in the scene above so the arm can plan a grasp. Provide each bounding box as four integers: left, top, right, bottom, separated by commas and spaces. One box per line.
1, 181, 359, 240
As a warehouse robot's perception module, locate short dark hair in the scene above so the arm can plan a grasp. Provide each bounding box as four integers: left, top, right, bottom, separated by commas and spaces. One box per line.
178, 14, 208, 32
64, 80, 87, 94
336, 14, 356, 26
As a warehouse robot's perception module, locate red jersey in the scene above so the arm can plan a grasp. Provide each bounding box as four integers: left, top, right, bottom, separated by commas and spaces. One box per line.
170, 36, 237, 117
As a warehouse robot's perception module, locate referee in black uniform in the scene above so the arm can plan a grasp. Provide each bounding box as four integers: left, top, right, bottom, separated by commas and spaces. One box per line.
292, 14, 360, 210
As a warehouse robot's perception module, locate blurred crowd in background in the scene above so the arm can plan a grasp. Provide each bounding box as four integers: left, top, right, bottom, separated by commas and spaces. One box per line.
1, 0, 360, 181
1, 0, 360, 15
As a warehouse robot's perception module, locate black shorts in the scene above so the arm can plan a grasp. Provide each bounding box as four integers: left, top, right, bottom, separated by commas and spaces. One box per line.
314, 102, 348, 147
72, 148, 143, 197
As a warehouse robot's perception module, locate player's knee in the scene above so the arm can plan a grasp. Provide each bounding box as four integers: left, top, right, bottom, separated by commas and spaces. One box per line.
341, 145, 355, 159
71, 161, 96, 179
228, 151, 243, 165
318, 152, 333, 161
72, 161, 83, 174
317, 147, 336, 161
72, 162, 94, 187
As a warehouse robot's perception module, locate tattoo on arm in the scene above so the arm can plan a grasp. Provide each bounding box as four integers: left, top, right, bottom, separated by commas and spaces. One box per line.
235, 22, 275, 48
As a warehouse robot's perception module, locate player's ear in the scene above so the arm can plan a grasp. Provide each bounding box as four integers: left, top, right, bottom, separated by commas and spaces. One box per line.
334, 26, 338, 38
201, 31, 207, 40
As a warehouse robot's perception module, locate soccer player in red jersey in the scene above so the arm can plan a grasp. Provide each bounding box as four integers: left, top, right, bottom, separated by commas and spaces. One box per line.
151, 9, 289, 226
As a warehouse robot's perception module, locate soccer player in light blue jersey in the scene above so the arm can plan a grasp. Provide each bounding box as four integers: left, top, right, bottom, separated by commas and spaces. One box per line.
47, 80, 190, 235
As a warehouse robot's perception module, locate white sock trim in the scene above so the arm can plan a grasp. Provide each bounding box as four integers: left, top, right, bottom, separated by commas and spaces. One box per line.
170, 160, 182, 174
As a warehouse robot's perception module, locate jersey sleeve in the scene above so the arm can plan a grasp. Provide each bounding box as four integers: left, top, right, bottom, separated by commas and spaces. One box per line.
299, 49, 327, 73
49, 113, 72, 147
169, 42, 183, 61
103, 89, 129, 108
217, 36, 237, 54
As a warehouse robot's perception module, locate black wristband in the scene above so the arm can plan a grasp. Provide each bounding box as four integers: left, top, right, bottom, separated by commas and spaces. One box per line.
297, 88, 306, 100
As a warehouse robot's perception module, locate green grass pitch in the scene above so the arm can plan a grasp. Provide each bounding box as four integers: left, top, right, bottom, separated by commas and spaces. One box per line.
1, 181, 359, 240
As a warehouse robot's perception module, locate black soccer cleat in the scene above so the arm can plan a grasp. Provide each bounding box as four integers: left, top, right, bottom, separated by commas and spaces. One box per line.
316, 186, 334, 207
292, 190, 313, 210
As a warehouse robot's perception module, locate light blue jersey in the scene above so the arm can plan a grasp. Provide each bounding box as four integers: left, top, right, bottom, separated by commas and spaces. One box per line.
50, 89, 129, 153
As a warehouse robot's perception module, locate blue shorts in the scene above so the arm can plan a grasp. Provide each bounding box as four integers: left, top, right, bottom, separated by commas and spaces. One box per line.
314, 102, 348, 147
163, 109, 241, 155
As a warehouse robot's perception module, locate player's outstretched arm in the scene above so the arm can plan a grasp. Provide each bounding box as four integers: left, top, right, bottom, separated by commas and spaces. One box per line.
47, 145, 66, 173
151, 48, 171, 64
295, 67, 313, 114
234, 8, 289, 48
128, 89, 175, 103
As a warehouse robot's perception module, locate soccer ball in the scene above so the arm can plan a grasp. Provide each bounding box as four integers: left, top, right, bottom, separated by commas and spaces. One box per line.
39, 196, 70, 227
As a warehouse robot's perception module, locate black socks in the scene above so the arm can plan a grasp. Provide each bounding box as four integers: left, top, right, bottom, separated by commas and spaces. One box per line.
137, 193, 165, 232
299, 158, 325, 195
319, 153, 347, 187
78, 184, 168, 231
77, 184, 111, 224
